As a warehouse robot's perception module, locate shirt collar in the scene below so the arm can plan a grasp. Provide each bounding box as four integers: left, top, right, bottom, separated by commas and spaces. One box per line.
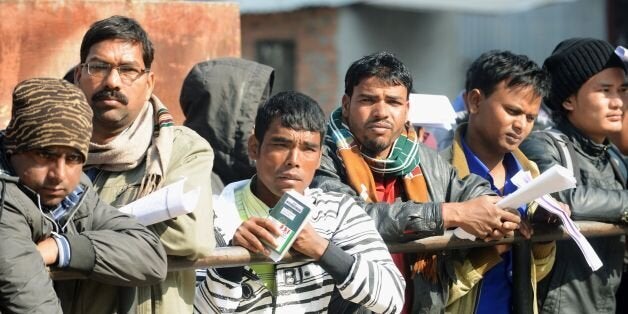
460, 135, 522, 196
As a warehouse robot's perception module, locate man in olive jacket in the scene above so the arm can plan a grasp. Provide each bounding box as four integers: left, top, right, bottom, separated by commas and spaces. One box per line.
75, 16, 215, 313
0, 78, 167, 314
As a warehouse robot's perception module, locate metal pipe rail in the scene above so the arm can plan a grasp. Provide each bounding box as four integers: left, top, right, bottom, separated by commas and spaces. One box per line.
52, 220, 627, 276
168, 221, 627, 270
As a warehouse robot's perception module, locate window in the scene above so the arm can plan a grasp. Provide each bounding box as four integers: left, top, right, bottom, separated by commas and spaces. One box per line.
256, 40, 295, 94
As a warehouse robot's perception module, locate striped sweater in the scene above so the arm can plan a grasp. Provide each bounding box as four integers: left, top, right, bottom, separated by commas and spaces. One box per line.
195, 180, 404, 313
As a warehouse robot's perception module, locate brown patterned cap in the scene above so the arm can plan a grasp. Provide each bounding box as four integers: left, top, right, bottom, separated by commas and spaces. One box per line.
5, 78, 93, 160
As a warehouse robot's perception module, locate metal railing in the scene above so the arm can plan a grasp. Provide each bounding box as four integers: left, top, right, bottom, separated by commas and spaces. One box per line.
167, 221, 626, 269
52, 221, 628, 314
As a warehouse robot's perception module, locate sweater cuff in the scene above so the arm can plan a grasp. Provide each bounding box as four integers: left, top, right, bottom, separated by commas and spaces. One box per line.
51, 232, 71, 268
319, 243, 354, 283
64, 234, 96, 273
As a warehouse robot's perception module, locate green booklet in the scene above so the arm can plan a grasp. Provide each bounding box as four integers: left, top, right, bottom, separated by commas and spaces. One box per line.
264, 190, 314, 262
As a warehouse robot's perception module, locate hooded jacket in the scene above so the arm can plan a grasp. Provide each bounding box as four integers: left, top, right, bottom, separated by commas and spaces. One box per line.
181, 58, 274, 191
0, 136, 167, 314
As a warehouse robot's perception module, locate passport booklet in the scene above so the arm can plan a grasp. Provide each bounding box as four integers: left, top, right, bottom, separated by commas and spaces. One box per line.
264, 190, 314, 262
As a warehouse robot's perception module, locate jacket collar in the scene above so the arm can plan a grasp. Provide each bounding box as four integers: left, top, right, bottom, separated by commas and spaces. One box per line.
556, 119, 610, 158
451, 123, 540, 179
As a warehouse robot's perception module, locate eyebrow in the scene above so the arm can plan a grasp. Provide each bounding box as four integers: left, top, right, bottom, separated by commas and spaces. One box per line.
86, 56, 142, 67
303, 141, 321, 150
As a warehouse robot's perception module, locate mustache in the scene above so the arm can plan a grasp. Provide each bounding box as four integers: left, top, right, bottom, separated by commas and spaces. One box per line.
92, 89, 129, 105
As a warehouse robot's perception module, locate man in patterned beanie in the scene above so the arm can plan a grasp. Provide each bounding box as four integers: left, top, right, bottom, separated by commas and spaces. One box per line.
0, 77, 167, 313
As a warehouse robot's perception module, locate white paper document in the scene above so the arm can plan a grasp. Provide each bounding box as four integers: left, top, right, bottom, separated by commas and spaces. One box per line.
118, 178, 200, 226
408, 93, 457, 130
511, 171, 602, 271
454, 165, 576, 241
616, 46, 628, 62
453, 165, 602, 271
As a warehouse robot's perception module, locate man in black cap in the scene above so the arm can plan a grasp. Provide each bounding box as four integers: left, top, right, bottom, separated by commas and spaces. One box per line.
520, 38, 628, 314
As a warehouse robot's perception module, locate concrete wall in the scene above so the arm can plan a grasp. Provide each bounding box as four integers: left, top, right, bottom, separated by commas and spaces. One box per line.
456, 0, 607, 71
241, 7, 339, 114
337, 0, 608, 103
0, 0, 241, 127
337, 5, 464, 103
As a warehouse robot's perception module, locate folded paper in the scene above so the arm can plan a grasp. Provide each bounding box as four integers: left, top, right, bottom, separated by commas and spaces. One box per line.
118, 178, 199, 225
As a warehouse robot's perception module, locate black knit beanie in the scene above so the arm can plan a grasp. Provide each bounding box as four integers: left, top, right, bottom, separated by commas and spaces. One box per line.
543, 38, 627, 115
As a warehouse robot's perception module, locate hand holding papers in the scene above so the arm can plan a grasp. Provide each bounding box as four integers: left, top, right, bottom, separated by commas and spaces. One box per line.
408, 93, 457, 130
510, 169, 603, 271
453, 165, 576, 241
118, 178, 200, 226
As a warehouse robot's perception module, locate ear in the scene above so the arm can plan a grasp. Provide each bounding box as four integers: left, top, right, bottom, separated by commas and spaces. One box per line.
248, 132, 260, 161
341, 94, 350, 121
562, 95, 576, 112
465, 89, 483, 114
145, 71, 156, 102
74, 64, 82, 86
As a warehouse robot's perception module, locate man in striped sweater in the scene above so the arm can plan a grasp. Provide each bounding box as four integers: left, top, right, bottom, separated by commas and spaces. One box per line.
195, 91, 404, 313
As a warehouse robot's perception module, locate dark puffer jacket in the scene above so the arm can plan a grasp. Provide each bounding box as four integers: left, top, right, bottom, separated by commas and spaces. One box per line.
180, 58, 274, 192
0, 140, 167, 314
519, 119, 628, 314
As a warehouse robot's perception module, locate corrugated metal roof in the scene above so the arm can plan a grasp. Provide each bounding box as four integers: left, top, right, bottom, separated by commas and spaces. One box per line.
237, 0, 577, 14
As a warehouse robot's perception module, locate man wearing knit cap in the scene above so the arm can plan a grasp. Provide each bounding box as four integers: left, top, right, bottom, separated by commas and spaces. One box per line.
0, 78, 167, 313
74, 15, 214, 314
520, 38, 628, 314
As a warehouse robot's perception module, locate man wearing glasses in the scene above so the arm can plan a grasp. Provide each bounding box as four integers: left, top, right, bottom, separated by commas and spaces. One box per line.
74, 16, 215, 314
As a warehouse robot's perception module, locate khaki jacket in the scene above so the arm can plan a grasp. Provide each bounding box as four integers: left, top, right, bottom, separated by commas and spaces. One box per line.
84, 125, 215, 314
441, 125, 555, 314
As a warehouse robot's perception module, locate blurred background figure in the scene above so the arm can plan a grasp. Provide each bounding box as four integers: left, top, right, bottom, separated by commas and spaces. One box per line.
180, 58, 274, 193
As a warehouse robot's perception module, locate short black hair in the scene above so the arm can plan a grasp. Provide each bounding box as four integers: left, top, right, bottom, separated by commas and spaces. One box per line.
254, 91, 326, 144
465, 50, 549, 100
344, 51, 413, 98
80, 15, 155, 68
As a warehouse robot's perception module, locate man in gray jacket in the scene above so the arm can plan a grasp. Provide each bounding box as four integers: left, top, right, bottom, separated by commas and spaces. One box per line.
519, 38, 628, 314
0, 78, 167, 313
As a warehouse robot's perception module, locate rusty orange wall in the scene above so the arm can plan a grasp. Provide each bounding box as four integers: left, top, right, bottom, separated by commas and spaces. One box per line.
0, 0, 241, 128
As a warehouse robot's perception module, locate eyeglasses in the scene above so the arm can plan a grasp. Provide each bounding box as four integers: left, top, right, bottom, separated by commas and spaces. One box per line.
81, 62, 150, 85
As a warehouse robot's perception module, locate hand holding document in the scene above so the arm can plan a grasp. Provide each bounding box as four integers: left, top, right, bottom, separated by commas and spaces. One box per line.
264, 190, 314, 262
118, 178, 200, 226
454, 165, 576, 240
408, 93, 457, 130
510, 170, 603, 271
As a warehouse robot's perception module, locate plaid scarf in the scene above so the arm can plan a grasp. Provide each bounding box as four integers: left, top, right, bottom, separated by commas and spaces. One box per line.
327, 107, 427, 203
86, 95, 174, 198
328, 107, 437, 282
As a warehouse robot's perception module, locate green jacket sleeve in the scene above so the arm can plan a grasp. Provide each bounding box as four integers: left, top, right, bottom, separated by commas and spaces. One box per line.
147, 127, 215, 259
